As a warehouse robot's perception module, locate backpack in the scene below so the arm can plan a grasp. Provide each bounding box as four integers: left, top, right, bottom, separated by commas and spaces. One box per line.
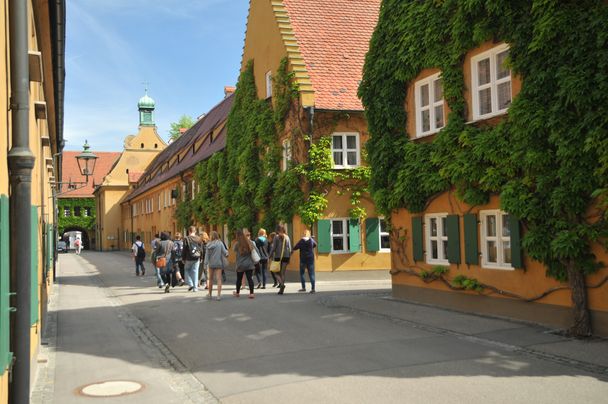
172, 240, 183, 262
136, 242, 146, 259
184, 236, 201, 260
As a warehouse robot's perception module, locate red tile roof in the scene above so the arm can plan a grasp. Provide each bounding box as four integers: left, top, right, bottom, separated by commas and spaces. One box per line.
283, 0, 380, 111
58, 151, 121, 198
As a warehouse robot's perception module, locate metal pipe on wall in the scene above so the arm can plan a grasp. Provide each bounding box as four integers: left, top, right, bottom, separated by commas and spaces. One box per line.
7, 0, 34, 402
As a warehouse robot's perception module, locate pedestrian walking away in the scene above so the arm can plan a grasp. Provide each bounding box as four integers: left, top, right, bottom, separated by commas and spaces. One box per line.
269, 224, 291, 295
203, 231, 229, 300
183, 226, 203, 292
154, 232, 174, 292
254, 228, 270, 289
267, 232, 278, 287
131, 235, 146, 276
293, 229, 317, 293
233, 228, 259, 299
170, 232, 186, 287
198, 231, 210, 289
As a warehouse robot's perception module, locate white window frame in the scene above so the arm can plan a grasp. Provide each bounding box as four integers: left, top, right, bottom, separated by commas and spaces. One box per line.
330, 218, 351, 254
379, 217, 391, 253
471, 43, 511, 121
192, 180, 196, 200
414, 73, 445, 137
425, 213, 449, 265
480, 210, 514, 270
331, 132, 361, 169
158, 195, 161, 211
265, 70, 272, 98
281, 139, 292, 172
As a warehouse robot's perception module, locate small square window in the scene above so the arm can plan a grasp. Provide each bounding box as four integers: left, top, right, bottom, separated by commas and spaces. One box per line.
331, 133, 360, 169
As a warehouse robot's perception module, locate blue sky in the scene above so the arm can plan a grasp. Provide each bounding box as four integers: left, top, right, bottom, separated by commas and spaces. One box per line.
64, 0, 249, 152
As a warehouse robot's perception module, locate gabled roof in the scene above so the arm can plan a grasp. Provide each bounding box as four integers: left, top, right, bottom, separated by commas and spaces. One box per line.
123, 94, 234, 203
278, 0, 381, 111
58, 151, 120, 198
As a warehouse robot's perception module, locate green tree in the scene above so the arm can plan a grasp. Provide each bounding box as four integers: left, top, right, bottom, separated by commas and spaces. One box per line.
168, 115, 195, 141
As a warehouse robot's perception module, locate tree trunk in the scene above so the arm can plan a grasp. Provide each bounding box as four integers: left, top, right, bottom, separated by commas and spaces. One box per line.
567, 260, 592, 337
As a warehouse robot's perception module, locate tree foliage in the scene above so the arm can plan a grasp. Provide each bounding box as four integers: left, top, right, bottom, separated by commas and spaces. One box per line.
169, 115, 195, 141
359, 0, 608, 335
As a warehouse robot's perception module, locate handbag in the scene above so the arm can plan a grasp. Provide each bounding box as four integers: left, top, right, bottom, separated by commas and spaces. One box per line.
251, 244, 261, 264
156, 256, 167, 268
269, 237, 286, 273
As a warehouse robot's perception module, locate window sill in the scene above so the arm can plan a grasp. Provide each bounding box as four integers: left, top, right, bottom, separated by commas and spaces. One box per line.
481, 263, 514, 271
332, 166, 361, 170
427, 259, 449, 266
379, 249, 391, 253
330, 250, 357, 255
415, 129, 442, 139
469, 109, 508, 124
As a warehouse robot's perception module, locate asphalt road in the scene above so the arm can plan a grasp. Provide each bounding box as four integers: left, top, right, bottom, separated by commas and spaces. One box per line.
38, 251, 608, 403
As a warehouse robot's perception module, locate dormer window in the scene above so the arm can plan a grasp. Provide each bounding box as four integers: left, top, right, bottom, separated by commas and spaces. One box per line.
471, 44, 511, 120
414, 73, 444, 137
140, 143, 144, 149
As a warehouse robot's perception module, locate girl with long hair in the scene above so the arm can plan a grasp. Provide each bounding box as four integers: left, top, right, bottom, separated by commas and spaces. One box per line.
233, 228, 260, 298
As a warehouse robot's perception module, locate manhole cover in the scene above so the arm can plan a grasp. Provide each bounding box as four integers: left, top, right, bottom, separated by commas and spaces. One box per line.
78, 380, 143, 397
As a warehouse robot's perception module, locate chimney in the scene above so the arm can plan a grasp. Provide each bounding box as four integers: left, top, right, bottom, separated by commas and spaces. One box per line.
179, 127, 188, 134
224, 86, 236, 98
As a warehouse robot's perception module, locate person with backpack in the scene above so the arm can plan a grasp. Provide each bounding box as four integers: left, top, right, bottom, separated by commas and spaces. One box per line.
293, 229, 317, 293
254, 228, 270, 289
154, 232, 174, 293
198, 231, 210, 289
131, 235, 146, 277
203, 231, 229, 300
183, 226, 203, 292
170, 232, 186, 287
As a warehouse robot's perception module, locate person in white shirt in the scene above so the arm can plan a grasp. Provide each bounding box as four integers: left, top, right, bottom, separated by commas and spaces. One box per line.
132, 235, 146, 276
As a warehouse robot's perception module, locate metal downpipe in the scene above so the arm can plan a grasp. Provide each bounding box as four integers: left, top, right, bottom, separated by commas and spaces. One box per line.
7, 0, 34, 403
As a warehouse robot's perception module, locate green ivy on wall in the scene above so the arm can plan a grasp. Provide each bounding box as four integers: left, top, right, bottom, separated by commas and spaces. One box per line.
358, 0, 608, 336
177, 57, 371, 236
57, 198, 96, 234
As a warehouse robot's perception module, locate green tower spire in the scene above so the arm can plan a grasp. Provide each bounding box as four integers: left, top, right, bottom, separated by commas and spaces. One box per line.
138, 85, 155, 126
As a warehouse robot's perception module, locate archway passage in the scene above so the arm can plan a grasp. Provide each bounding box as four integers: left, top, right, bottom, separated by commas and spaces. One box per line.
61, 227, 91, 250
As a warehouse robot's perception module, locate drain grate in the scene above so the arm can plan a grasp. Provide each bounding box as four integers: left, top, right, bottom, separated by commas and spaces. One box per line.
78, 380, 143, 397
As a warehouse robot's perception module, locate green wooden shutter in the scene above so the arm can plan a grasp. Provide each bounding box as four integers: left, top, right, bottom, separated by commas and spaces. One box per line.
446, 215, 461, 264
463, 213, 479, 265
0, 195, 11, 374
317, 220, 331, 253
349, 219, 361, 253
31, 207, 39, 325
412, 216, 424, 262
509, 215, 523, 268
365, 217, 380, 252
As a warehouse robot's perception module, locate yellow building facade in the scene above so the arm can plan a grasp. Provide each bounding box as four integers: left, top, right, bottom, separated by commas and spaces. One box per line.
240, 0, 389, 271
94, 94, 166, 251
1, 0, 65, 401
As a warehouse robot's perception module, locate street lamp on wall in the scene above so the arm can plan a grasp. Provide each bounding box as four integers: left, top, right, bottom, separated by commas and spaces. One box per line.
52, 140, 98, 194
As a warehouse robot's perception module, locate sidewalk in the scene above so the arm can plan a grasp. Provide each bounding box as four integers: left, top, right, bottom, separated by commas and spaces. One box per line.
31, 253, 216, 404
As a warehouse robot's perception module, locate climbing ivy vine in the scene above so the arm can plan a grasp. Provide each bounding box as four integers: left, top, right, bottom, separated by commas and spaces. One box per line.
57, 198, 95, 234
359, 0, 608, 336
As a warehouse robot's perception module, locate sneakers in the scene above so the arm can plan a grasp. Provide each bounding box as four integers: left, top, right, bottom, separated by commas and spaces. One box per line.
188, 286, 193, 291
215, 296, 221, 301
298, 288, 306, 292
278, 284, 285, 295
261, 286, 266, 289
309, 289, 316, 294
178, 279, 185, 286
164, 284, 171, 293
158, 284, 165, 289
256, 283, 261, 289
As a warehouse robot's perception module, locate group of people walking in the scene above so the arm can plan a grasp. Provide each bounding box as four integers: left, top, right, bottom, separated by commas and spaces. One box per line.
131, 224, 317, 300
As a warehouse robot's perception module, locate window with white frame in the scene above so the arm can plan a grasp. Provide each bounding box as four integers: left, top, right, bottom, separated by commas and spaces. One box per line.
282, 139, 292, 171
265, 71, 272, 98
415, 73, 445, 137
480, 210, 513, 269
63, 207, 70, 217
331, 133, 360, 169
471, 44, 511, 120
379, 218, 391, 252
425, 213, 448, 264
331, 218, 351, 253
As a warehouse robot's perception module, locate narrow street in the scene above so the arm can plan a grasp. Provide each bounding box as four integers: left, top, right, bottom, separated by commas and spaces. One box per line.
31, 252, 608, 403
